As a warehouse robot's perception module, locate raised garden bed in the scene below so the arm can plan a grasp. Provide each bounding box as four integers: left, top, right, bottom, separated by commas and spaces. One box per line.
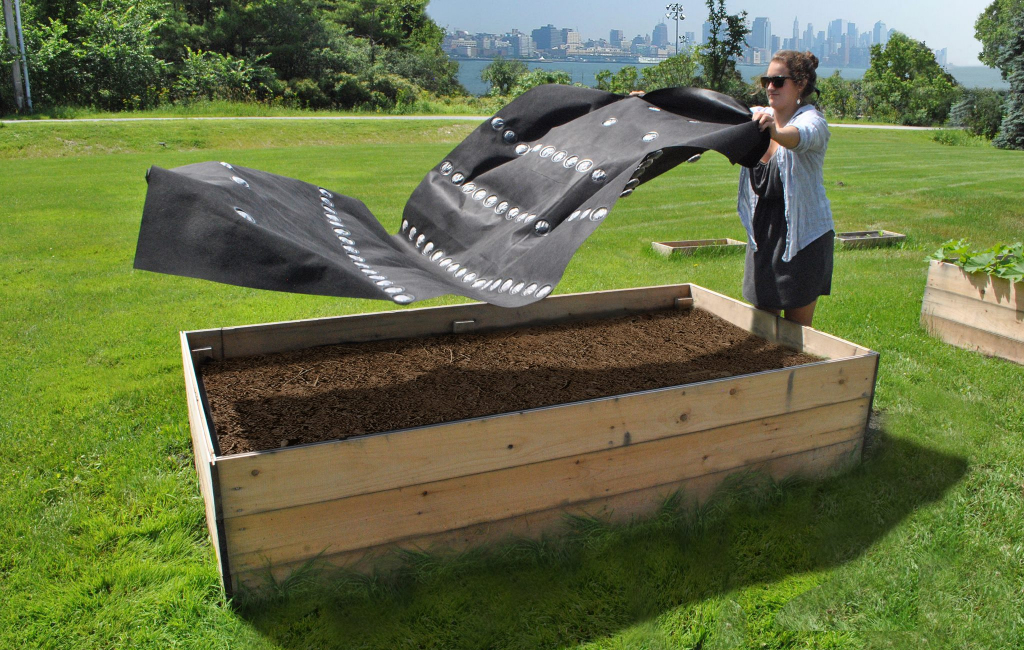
180, 284, 879, 595
835, 230, 906, 249
651, 238, 747, 256
921, 260, 1024, 364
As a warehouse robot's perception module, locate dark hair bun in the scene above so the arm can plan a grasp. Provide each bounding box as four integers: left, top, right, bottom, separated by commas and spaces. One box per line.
806, 52, 819, 70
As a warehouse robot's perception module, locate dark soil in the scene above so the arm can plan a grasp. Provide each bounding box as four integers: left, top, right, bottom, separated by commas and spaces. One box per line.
202, 308, 821, 455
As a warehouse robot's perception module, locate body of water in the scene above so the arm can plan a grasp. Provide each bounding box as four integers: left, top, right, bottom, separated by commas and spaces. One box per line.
456, 58, 1008, 96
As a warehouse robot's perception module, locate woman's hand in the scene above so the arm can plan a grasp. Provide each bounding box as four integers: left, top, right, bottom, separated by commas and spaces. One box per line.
752, 109, 801, 149
752, 110, 776, 136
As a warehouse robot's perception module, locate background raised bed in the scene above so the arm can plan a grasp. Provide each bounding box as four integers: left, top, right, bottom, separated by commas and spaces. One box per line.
921, 259, 1024, 364
651, 238, 747, 256
835, 230, 907, 249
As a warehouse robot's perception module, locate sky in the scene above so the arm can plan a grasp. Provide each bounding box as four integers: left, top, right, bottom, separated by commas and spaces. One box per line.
424, 0, 995, 66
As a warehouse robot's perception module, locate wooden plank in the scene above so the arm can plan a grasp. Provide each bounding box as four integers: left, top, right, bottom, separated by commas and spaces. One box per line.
921, 312, 1024, 365
925, 261, 1021, 311
185, 329, 224, 362
688, 284, 778, 342
215, 354, 878, 518
835, 231, 905, 249
689, 285, 872, 359
651, 239, 746, 257
181, 332, 231, 592
224, 398, 869, 572
921, 287, 1024, 341
231, 437, 862, 590
206, 284, 694, 359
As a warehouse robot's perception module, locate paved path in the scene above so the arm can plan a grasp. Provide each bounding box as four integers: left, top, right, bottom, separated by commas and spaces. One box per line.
1, 115, 940, 129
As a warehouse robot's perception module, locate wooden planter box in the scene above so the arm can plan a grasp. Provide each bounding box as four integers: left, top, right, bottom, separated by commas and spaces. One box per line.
835, 230, 906, 249
652, 238, 747, 256
180, 284, 879, 596
921, 260, 1024, 364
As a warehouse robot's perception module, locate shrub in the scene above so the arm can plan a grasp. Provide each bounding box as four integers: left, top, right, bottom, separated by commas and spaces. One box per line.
948, 88, 1007, 137
172, 49, 277, 104
509, 69, 573, 98
931, 129, 990, 147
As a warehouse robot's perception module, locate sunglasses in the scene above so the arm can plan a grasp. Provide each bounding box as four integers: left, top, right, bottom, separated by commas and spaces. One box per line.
760, 75, 793, 89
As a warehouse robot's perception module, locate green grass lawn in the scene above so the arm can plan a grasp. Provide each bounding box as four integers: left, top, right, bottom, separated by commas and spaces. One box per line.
1, 117, 1023, 649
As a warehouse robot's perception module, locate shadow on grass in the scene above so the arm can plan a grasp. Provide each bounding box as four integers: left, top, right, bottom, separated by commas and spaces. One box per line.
234, 421, 966, 649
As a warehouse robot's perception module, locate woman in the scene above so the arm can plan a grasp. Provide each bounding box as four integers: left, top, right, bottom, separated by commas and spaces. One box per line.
740, 50, 834, 327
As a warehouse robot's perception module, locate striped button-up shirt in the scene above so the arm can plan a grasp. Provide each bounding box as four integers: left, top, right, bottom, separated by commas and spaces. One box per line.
737, 104, 834, 262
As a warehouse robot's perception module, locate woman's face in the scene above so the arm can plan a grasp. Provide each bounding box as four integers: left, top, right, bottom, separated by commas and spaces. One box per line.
765, 60, 806, 112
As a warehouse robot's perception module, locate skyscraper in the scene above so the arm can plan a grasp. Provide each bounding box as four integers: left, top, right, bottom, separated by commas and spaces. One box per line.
752, 17, 771, 51
610, 29, 624, 45
652, 22, 669, 47
847, 22, 858, 43
828, 19, 843, 43
702, 21, 713, 45
531, 24, 563, 51
873, 21, 888, 47
793, 16, 800, 47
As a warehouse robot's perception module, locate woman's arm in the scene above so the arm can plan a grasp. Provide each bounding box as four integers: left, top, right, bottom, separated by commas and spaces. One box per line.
752, 111, 801, 149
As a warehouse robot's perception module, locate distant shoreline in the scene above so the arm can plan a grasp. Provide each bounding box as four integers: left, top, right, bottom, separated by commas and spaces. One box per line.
453, 58, 1007, 95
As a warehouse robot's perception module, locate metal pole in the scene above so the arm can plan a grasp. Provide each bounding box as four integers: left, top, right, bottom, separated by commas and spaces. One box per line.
665, 4, 685, 58
13, 0, 29, 111
2, 0, 25, 111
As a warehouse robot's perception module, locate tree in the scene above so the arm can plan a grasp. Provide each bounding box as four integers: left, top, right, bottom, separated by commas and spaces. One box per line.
480, 55, 527, 96
509, 68, 572, 97
948, 88, 1007, 138
639, 51, 698, 90
974, 0, 1024, 72
991, 9, 1024, 148
595, 66, 640, 94
975, 1, 1024, 149
697, 0, 748, 94
862, 32, 960, 125
23, 0, 167, 110
595, 52, 698, 94
817, 70, 864, 120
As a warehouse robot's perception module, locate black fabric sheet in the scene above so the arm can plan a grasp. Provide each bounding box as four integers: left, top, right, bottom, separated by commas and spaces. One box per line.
134, 85, 768, 307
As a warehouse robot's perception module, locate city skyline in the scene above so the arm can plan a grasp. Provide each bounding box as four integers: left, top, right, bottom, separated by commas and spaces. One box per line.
424, 0, 995, 66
